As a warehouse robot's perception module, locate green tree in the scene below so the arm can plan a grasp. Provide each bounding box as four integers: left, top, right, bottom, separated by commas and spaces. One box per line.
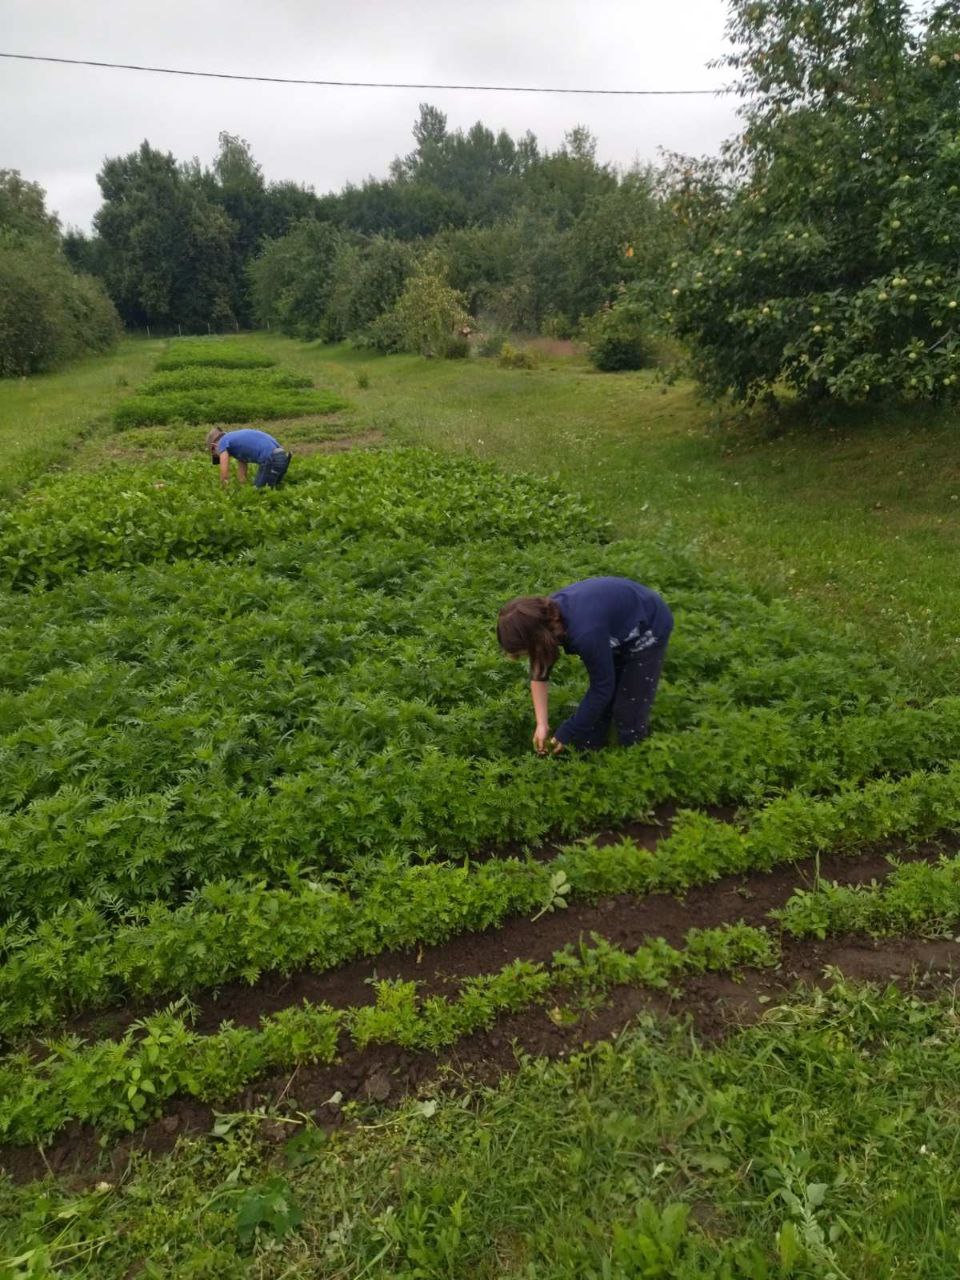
0, 170, 60, 245
248, 218, 347, 339
438, 213, 562, 331
556, 170, 666, 322
95, 141, 236, 330
668, 0, 960, 404
0, 174, 119, 376
342, 236, 417, 333
387, 256, 472, 356
210, 132, 275, 323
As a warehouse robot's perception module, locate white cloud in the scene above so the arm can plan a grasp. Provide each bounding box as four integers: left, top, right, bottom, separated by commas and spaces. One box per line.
2, 0, 741, 229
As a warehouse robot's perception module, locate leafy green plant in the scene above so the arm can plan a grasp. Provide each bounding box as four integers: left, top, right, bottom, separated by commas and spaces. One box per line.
113, 385, 345, 428
585, 292, 649, 371
0, 924, 775, 1145
155, 340, 275, 371
235, 1177, 304, 1249
498, 342, 538, 370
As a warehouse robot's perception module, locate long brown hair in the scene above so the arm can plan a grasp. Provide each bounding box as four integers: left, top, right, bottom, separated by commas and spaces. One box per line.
496, 596, 565, 680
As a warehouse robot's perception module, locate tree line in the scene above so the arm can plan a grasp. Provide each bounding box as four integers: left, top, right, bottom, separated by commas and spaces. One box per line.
0, 171, 120, 377
3, 0, 959, 405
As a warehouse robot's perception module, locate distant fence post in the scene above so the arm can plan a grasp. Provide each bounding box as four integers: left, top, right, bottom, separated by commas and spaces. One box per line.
178, 323, 182, 337
207, 321, 211, 334
146, 324, 151, 339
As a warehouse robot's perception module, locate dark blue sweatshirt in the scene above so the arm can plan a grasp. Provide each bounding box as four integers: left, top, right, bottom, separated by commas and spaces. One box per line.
548, 577, 673, 744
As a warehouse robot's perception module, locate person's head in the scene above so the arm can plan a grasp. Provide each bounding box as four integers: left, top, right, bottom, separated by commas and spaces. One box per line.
496, 595, 565, 680
205, 427, 224, 464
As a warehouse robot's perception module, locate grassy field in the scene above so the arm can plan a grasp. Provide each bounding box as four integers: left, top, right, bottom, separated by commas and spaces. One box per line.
3, 335, 960, 1278
268, 337, 960, 695
0, 338, 162, 504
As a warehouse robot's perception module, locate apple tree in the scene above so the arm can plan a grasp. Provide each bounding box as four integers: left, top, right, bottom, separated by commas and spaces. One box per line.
668, 0, 960, 404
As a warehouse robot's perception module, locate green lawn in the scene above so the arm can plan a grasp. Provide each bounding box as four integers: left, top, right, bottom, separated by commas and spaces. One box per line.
0, 338, 162, 505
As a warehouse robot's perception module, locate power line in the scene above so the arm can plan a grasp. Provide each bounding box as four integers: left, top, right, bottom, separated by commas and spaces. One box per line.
0, 51, 732, 96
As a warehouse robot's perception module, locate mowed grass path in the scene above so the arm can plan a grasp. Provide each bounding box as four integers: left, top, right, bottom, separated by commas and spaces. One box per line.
269, 335, 960, 695
0, 338, 162, 505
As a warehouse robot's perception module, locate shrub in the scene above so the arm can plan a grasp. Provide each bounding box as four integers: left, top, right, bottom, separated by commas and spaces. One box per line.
585, 296, 649, 372
248, 219, 347, 340
477, 329, 509, 357
0, 237, 120, 377
542, 311, 575, 340
498, 343, 538, 370
443, 334, 470, 359
389, 259, 473, 358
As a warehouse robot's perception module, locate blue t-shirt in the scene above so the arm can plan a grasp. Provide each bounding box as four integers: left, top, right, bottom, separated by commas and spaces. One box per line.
549, 577, 673, 743
215, 429, 280, 465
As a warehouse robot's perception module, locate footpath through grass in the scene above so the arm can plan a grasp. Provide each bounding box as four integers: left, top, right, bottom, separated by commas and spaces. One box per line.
0, 338, 161, 506
271, 336, 960, 695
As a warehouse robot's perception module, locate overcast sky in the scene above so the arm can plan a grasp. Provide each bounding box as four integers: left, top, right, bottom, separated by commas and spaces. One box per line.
2, 0, 742, 232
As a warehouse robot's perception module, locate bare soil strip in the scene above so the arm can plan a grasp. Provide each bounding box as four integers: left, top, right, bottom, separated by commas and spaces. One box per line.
5, 929, 958, 1186
67, 836, 949, 1045
5, 839, 958, 1184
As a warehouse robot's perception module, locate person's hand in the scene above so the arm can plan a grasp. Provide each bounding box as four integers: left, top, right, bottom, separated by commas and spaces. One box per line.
533, 723, 551, 754
549, 737, 564, 755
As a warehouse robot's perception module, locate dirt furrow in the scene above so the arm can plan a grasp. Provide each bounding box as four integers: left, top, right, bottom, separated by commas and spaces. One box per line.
6, 926, 960, 1186
68, 836, 950, 1045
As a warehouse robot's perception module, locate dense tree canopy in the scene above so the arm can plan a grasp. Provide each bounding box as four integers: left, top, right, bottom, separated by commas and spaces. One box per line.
13, 2, 958, 401
0, 171, 119, 377
668, 0, 960, 403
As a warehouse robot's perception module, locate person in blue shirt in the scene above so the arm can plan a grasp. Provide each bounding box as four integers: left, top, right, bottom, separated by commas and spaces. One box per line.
496, 577, 673, 754
205, 427, 291, 488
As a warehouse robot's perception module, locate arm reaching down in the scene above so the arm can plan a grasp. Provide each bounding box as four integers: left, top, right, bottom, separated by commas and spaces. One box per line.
531, 680, 550, 753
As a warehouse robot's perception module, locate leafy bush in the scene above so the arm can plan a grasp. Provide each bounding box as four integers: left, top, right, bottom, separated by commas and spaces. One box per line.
443, 333, 471, 359
498, 343, 538, 370
585, 294, 649, 371
387, 260, 473, 357
477, 329, 509, 357
248, 219, 347, 340
0, 237, 120, 377
668, 0, 960, 404
362, 306, 407, 354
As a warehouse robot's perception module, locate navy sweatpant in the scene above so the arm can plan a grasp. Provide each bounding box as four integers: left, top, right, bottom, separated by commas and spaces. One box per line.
572, 639, 669, 750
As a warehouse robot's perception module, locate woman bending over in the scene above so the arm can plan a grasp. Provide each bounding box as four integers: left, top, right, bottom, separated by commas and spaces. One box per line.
497, 576, 673, 754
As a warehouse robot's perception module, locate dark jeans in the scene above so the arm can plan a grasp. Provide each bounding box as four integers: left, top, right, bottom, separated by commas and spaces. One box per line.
573, 638, 670, 750
254, 448, 291, 488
